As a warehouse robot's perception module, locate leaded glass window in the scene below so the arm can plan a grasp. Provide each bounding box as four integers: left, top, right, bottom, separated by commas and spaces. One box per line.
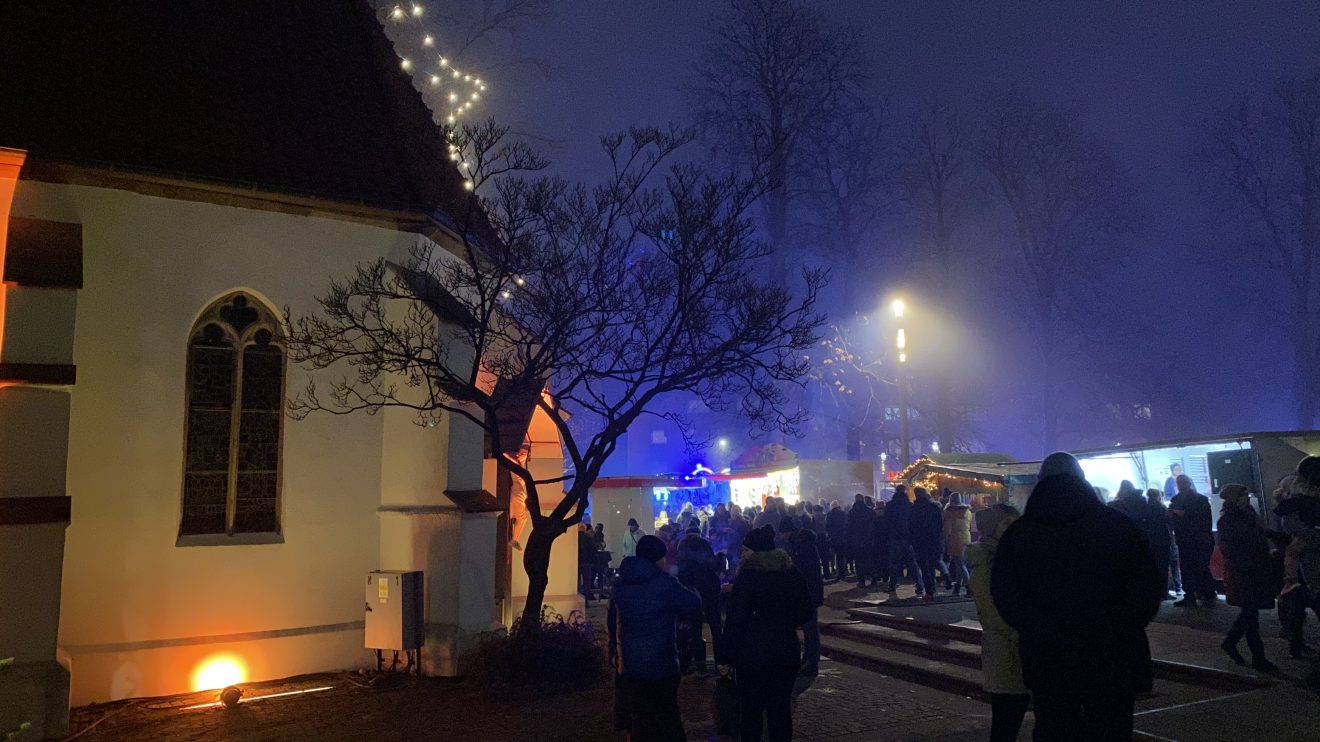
180, 293, 285, 537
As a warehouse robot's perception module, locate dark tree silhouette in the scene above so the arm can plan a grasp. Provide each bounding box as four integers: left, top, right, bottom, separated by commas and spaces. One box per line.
688, 0, 864, 267
1197, 73, 1320, 428
903, 99, 979, 453
978, 89, 1130, 451
286, 122, 825, 630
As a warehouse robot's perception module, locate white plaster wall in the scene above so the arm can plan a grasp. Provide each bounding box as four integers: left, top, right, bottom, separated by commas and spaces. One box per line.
10, 180, 429, 704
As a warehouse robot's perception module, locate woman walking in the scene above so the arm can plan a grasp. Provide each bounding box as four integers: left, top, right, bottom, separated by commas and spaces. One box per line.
966, 504, 1029, 741
1217, 484, 1281, 673
722, 525, 814, 741
942, 493, 973, 596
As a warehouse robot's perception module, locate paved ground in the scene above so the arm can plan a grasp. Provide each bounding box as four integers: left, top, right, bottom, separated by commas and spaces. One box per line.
65, 581, 1319, 741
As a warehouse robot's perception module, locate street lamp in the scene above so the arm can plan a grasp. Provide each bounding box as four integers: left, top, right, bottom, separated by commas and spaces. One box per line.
893, 299, 911, 467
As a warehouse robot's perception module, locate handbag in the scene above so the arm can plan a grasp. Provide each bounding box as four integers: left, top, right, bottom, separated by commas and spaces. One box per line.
713, 668, 740, 736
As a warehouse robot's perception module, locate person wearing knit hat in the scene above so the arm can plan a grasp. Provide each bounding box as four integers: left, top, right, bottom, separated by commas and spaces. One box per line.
722, 523, 814, 740
991, 451, 1164, 740
1216, 484, 1281, 673
607, 532, 701, 739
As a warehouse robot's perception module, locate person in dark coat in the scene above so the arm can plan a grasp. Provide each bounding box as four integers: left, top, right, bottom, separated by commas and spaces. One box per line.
870, 501, 891, 586
578, 523, 600, 603
677, 526, 724, 671
991, 452, 1164, 741
780, 517, 823, 675
1141, 488, 1177, 599
886, 486, 926, 595
825, 502, 849, 578
910, 487, 944, 601
1216, 484, 1281, 673
845, 494, 877, 587
1170, 474, 1217, 606
608, 535, 703, 741
722, 525, 814, 742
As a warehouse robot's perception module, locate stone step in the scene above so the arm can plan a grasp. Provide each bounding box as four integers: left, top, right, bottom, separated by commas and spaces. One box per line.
819, 634, 986, 700
843, 608, 1274, 692
822, 620, 982, 670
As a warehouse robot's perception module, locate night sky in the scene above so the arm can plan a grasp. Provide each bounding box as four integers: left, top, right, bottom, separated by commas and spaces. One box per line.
477, 1, 1320, 465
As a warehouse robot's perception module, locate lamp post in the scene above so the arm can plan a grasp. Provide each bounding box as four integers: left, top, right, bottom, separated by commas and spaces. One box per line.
893, 299, 910, 467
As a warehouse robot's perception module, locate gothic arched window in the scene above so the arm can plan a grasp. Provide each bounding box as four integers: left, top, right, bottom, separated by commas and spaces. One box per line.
180, 292, 284, 538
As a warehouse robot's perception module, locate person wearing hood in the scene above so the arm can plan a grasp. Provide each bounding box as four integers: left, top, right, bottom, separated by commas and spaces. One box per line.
1216, 484, 1282, 674
845, 493, 877, 587
722, 525, 814, 741
780, 516, 824, 675
608, 534, 703, 741
911, 487, 944, 601
991, 452, 1164, 741
623, 518, 645, 559
1169, 474, 1217, 607
967, 503, 1029, 742
677, 525, 724, 672
942, 493, 973, 596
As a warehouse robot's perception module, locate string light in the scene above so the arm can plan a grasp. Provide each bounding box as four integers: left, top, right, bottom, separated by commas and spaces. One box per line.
380, 3, 489, 125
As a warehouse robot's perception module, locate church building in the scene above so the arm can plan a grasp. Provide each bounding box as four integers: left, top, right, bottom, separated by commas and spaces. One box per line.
0, 3, 578, 737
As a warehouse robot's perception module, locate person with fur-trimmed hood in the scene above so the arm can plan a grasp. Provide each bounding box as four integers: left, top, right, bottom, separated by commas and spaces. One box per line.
991, 452, 1164, 741
722, 525, 814, 741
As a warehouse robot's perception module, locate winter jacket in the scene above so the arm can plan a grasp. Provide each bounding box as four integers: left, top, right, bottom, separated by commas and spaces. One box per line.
622, 527, 643, 559
753, 507, 782, 532
676, 533, 721, 597
1275, 494, 1320, 588
845, 502, 875, 550
1169, 490, 1215, 551
967, 526, 1027, 695
785, 529, 825, 607
1217, 504, 1280, 610
885, 497, 913, 541
607, 556, 702, 681
722, 549, 814, 669
825, 507, 847, 543
1144, 498, 1174, 566
909, 498, 943, 551
991, 474, 1164, 695
942, 504, 973, 558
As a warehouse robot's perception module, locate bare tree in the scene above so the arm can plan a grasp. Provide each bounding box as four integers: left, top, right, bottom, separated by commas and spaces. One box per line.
286, 121, 825, 630
978, 89, 1129, 451
1196, 73, 1320, 427
801, 93, 901, 310
688, 0, 864, 267
903, 99, 979, 453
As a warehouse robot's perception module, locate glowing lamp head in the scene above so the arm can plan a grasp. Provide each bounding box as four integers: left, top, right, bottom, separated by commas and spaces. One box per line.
717, 438, 729, 448
891, 298, 905, 318
898, 352, 907, 364
193, 654, 246, 692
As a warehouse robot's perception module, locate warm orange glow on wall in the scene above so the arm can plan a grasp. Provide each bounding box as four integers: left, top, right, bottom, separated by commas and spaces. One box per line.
0, 147, 29, 363
192, 654, 247, 691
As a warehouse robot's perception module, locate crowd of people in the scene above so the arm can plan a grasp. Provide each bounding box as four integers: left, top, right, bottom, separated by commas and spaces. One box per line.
601, 453, 1320, 742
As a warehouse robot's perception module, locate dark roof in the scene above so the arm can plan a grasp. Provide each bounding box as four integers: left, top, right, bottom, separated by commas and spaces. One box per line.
0, 0, 468, 216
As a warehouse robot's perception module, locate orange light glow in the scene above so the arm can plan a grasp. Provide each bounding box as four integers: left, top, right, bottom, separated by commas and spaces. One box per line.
192, 654, 247, 691
0, 148, 30, 365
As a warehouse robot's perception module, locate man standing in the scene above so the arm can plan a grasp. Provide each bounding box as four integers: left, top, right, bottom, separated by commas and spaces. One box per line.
825, 501, 848, 578
910, 487, 944, 602
578, 523, 599, 603
845, 494, 877, 587
780, 516, 824, 675
1170, 474, 1217, 607
992, 452, 1164, 741
622, 518, 644, 559
676, 526, 723, 672
1163, 463, 1184, 501
886, 485, 926, 597
609, 534, 702, 741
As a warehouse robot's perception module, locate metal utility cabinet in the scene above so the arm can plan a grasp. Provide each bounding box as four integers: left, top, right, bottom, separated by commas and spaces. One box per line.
364, 570, 424, 651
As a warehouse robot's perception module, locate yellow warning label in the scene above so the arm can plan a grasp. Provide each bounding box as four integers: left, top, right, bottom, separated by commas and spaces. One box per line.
378, 577, 389, 604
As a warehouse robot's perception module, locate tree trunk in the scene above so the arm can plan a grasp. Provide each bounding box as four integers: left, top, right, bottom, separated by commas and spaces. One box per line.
518, 524, 558, 632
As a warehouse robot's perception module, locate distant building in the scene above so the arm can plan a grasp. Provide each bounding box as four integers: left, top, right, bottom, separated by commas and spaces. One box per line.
0, 2, 571, 735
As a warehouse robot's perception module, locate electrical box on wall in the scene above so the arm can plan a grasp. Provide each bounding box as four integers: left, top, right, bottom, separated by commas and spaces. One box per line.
365, 570, 424, 650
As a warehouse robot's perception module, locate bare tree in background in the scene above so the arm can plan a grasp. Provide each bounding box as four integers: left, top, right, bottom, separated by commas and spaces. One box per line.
903, 99, 979, 453
979, 89, 1129, 451
1197, 73, 1320, 428
688, 0, 864, 268
287, 121, 825, 630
